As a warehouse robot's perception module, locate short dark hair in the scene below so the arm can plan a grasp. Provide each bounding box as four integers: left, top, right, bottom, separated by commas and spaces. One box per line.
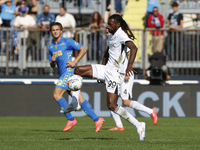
171, 2, 178, 7
50, 22, 63, 31
60, 7, 67, 12
43, 5, 50, 9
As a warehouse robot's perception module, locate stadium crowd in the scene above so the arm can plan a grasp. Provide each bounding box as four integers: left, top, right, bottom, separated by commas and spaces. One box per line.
0, 0, 199, 77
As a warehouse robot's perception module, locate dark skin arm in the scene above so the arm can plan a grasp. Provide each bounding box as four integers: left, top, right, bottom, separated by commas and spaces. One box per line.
125, 41, 138, 77
101, 47, 109, 65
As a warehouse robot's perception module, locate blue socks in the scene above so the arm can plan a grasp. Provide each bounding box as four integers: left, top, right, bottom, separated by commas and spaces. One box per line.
81, 100, 99, 122
57, 97, 74, 121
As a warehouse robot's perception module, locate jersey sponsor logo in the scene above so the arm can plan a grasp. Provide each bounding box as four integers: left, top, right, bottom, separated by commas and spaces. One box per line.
53, 50, 62, 56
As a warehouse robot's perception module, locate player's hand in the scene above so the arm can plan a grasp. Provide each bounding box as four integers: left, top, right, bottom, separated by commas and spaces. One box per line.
66, 61, 76, 68
52, 54, 57, 61
126, 66, 134, 76
124, 75, 130, 82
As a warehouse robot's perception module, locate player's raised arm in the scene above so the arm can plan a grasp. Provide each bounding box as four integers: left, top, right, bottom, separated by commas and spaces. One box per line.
66, 46, 87, 68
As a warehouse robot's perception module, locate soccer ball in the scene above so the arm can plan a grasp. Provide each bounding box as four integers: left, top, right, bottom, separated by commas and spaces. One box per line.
67, 75, 83, 91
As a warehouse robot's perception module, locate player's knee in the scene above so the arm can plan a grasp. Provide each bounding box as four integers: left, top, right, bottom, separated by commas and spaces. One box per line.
122, 100, 130, 107
53, 91, 61, 101
74, 67, 80, 75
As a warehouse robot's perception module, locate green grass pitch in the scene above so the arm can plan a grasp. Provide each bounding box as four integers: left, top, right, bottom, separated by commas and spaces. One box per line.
0, 117, 200, 150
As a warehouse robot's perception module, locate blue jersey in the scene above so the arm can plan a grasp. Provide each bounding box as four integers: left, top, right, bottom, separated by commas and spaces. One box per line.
48, 37, 82, 75
0, 4, 16, 20
37, 12, 55, 25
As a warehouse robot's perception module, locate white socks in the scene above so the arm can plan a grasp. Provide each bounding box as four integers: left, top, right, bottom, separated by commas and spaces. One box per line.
111, 111, 123, 128
130, 101, 153, 115
114, 106, 140, 128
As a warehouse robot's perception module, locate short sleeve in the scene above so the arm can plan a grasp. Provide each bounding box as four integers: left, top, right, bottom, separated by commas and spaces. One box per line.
50, 14, 55, 23
167, 14, 171, 21
68, 39, 82, 51
120, 31, 132, 45
179, 14, 183, 20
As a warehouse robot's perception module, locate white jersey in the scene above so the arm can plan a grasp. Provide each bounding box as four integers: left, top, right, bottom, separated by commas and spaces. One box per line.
106, 27, 132, 73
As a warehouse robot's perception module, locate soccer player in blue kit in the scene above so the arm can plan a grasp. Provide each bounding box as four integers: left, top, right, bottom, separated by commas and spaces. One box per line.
48, 22, 104, 132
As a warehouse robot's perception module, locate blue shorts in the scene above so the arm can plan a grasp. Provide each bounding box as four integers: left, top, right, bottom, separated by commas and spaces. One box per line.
56, 70, 74, 93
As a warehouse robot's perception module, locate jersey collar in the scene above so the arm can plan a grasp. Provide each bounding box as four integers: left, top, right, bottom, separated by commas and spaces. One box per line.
53, 36, 64, 45
112, 27, 122, 38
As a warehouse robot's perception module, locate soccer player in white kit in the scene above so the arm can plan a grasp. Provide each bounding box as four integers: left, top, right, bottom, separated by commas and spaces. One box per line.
74, 14, 147, 140
108, 50, 158, 131
102, 29, 158, 131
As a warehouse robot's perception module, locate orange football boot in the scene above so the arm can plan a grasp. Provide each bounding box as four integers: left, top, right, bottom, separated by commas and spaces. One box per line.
150, 108, 158, 125
108, 126, 125, 131
95, 118, 104, 132
63, 119, 77, 132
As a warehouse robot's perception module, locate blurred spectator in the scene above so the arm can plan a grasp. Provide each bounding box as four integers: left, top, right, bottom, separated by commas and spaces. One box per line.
14, 6, 35, 37
0, 17, 2, 26
167, 2, 183, 30
148, 7, 164, 53
16, 0, 37, 16
37, 5, 55, 59
26, 0, 38, 16
145, 0, 159, 28
37, 5, 55, 30
89, 12, 104, 62
115, 0, 122, 14
104, 3, 111, 24
16, 0, 29, 16
196, 14, 200, 28
80, 0, 93, 8
0, 0, 17, 27
14, 6, 36, 59
166, 1, 183, 60
104, 0, 123, 24
55, 7, 76, 39
145, 52, 171, 85
90, 12, 104, 29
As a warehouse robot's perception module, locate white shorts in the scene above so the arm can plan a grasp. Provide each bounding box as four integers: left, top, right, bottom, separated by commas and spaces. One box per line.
120, 74, 134, 100
92, 64, 123, 95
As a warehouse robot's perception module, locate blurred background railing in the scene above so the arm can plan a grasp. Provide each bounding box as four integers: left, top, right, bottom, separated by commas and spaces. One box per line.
0, 28, 200, 76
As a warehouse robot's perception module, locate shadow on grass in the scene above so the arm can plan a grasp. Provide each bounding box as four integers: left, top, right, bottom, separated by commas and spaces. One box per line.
59, 137, 117, 141
33, 129, 61, 132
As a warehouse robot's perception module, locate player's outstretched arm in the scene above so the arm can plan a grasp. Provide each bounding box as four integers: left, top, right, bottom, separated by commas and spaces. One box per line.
66, 46, 87, 68
125, 41, 138, 76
